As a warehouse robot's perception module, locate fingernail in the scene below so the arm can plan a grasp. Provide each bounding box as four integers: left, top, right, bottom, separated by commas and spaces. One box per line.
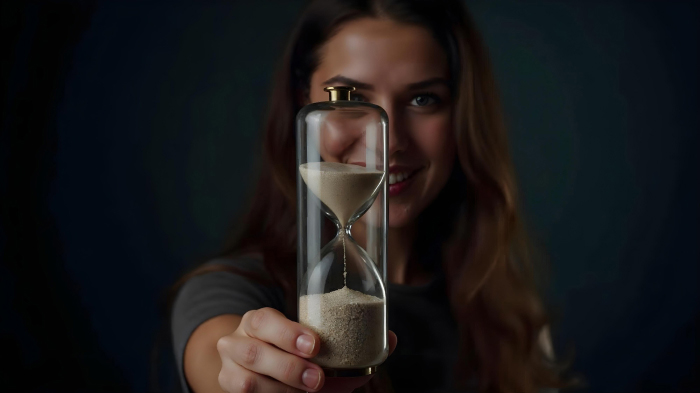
302, 368, 321, 390
296, 334, 315, 355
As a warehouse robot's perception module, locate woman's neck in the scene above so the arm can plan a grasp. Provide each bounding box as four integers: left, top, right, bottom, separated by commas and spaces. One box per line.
386, 224, 416, 285
352, 220, 430, 286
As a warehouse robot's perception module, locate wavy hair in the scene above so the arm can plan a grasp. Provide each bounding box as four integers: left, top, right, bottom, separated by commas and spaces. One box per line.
176, 0, 570, 391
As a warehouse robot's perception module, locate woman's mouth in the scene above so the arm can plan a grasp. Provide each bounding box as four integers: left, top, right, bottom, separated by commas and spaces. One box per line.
388, 168, 420, 196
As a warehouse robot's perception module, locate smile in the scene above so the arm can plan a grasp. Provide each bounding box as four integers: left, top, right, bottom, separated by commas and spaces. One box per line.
388, 169, 419, 185
388, 168, 421, 197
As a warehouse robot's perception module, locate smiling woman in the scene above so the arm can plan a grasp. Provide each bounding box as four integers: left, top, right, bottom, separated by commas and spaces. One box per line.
170, 1, 572, 392
309, 19, 455, 229
306, 19, 457, 296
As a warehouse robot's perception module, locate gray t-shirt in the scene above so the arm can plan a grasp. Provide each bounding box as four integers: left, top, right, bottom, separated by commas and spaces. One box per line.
171, 257, 287, 392
170, 257, 508, 392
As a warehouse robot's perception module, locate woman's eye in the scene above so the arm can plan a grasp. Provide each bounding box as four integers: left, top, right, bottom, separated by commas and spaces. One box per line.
410, 94, 438, 107
351, 94, 368, 102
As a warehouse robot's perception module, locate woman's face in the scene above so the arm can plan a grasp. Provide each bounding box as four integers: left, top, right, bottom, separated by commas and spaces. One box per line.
309, 18, 456, 228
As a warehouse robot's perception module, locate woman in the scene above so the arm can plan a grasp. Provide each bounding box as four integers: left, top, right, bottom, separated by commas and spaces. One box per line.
171, 0, 568, 392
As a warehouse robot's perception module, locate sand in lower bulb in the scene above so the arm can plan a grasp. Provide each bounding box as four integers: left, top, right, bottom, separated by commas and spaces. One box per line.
299, 286, 385, 368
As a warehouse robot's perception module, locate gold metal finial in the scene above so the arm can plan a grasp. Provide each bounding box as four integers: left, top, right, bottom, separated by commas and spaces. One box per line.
324, 86, 355, 101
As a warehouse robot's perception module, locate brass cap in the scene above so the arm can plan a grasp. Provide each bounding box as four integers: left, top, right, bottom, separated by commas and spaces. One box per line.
324, 86, 355, 101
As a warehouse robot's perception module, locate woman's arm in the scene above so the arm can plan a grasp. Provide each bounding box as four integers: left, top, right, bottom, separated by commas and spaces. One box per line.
183, 309, 398, 393
184, 314, 242, 393
184, 307, 326, 393
172, 258, 395, 393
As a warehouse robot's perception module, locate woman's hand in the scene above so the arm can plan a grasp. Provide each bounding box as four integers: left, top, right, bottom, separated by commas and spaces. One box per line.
216, 307, 324, 392
216, 307, 397, 393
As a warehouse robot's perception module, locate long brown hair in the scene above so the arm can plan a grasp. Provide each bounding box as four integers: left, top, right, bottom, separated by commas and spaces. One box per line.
178, 0, 569, 391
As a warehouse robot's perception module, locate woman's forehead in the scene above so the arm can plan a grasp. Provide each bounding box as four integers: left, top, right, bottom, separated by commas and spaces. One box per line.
315, 18, 449, 90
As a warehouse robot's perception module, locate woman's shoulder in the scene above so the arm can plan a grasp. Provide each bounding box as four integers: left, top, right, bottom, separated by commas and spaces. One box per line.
204, 252, 265, 271
206, 253, 266, 271
172, 253, 285, 318
189, 252, 279, 287
170, 253, 286, 392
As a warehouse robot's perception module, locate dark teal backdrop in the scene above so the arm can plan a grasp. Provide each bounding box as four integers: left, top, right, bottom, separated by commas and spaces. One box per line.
1, 1, 697, 392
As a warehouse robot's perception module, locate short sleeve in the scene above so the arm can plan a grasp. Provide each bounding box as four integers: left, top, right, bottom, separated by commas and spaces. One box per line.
170, 257, 286, 393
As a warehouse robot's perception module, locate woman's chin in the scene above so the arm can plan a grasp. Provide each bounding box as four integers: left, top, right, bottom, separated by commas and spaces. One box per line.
387, 203, 418, 229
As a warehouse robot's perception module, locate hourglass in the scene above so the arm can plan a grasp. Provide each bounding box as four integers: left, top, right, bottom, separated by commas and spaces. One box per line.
297, 86, 388, 376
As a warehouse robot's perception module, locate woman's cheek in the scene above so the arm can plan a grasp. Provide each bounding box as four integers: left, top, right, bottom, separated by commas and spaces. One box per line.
411, 114, 454, 171
319, 113, 369, 162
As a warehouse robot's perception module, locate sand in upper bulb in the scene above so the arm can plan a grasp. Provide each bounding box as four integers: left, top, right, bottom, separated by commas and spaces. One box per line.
299, 162, 383, 285
298, 162, 386, 368
299, 162, 383, 229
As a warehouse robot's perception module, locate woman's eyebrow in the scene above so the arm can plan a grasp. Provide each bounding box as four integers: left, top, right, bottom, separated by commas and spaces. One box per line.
407, 77, 449, 90
323, 75, 373, 90
322, 75, 449, 91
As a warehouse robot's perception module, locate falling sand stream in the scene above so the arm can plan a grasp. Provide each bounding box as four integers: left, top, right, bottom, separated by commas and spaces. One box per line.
298, 162, 386, 367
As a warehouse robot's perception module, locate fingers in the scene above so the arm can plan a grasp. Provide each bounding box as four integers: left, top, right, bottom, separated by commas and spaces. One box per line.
240, 308, 320, 358
218, 335, 325, 392
219, 360, 305, 393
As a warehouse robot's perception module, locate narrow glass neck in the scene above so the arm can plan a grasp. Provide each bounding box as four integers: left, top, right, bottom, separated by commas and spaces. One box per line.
339, 222, 353, 236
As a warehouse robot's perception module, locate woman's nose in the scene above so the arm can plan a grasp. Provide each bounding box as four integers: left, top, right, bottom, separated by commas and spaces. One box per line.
384, 105, 409, 157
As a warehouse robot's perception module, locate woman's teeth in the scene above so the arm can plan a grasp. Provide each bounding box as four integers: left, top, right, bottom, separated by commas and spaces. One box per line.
389, 171, 412, 185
